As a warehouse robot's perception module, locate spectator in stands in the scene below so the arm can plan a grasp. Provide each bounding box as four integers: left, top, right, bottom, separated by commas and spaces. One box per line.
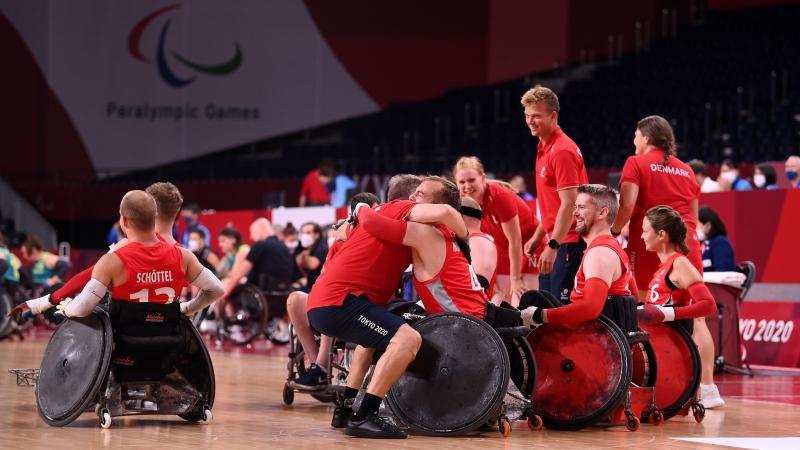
20, 236, 70, 288
295, 222, 328, 292
180, 202, 211, 247
0, 231, 22, 284
188, 228, 220, 274
216, 227, 249, 278
717, 159, 752, 191
329, 165, 357, 209
698, 207, 735, 272
688, 159, 721, 193
299, 161, 334, 207
106, 221, 125, 245
520, 85, 588, 303
785, 155, 800, 189
753, 163, 780, 190
281, 222, 300, 253
509, 175, 534, 202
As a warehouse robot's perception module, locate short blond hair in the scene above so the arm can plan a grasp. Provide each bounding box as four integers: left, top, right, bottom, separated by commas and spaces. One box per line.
452, 156, 485, 179
520, 85, 560, 113
146, 182, 183, 223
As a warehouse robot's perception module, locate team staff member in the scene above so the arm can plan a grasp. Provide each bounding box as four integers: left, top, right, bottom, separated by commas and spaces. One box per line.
609, 115, 720, 407
54, 191, 223, 318
357, 177, 487, 319
521, 185, 636, 327
454, 156, 537, 306
637, 206, 722, 408
521, 85, 589, 302
307, 176, 468, 439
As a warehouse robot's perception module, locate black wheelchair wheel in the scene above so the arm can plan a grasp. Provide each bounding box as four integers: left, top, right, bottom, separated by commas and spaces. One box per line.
0, 289, 15, 338
221, 284, 268, 345
385, 312, 510, 436
177, 316, 216, 421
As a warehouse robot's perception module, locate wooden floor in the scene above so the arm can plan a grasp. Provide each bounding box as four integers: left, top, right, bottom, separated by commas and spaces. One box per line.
2, 335, 800, 450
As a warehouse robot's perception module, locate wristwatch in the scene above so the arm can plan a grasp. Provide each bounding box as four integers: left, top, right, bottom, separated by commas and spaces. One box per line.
610, 228, 621, 237
547, 239, 560, 250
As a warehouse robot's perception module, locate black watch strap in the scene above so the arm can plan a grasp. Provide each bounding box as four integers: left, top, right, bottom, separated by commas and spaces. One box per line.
547, 239, 560, 250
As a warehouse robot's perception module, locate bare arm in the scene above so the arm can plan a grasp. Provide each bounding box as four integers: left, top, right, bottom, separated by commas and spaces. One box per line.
525, 222, 546, 257
611, 182, 639, 235
689, 197, 699, 221
471, 237, 497, 281
405, 204, 468, 239
222, 256, 253, 297
552, 188, 578, 242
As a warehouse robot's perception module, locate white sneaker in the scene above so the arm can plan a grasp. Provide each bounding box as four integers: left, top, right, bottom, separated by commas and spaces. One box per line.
269, 319, 291, 344
699, 383, 725, 409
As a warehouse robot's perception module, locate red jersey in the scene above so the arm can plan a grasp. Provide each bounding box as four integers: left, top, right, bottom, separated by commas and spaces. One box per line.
307, 200, 416, 310
414, 226, 488, 319
570, 235, 632, 303
646, 253, 691, 306
300, 169, 331, 205
480, 182, 537, 275
111, 241, 185, 304
469, 230, 497, 298
535, 126, 588, 244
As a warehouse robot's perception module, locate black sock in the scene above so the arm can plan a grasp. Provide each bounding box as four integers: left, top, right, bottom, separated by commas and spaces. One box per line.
344, 387, 358, 401
353, 393, 382, 421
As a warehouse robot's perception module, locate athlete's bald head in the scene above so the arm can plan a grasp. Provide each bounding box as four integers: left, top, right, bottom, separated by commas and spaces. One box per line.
250, 217, 274, 242
120, 190, 157, 232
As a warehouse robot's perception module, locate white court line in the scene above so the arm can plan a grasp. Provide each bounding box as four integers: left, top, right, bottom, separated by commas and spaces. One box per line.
673, 438, 800, 450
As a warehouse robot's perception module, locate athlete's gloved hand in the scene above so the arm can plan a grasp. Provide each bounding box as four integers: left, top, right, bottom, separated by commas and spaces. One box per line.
54, 297, 74, 318
636, 304, 676, 324
520, 306, 543, 329
8, 294, 54, 321
349, 202, 371, 226
455, 235, 472, 264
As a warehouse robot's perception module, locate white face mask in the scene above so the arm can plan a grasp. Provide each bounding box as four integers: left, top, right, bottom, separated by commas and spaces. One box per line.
753, 173, 766, 188
719, 171, 737, 183
696, 228, 706, 242
188, 239, 201, 252
299, 233, 315, 248
285, 239, 298, 251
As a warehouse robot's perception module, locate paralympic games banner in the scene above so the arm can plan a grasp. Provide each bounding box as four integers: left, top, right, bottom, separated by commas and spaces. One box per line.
0, 0, 378, 173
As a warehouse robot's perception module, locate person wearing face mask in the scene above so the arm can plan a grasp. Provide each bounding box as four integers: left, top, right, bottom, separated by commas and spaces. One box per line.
179, 202, 211, 247
717, 159, 753, 192
295, 222, 328, 292
753, 163, 780, 190
785, 155, 800, 189
188, 229, 220, 275
698, 207, 735, 272
281, 222, 300, 253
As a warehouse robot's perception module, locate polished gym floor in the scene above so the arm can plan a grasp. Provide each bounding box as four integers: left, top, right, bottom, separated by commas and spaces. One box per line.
2, 332, 799, 450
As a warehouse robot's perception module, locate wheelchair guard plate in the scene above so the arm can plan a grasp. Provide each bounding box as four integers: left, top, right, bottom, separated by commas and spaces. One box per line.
527, 316, 631, 430
223, 284, 267, 345
176, 315, 216, 418
36, 309, 112, 426
386, 312, 510, 436
640, 322, 700, 419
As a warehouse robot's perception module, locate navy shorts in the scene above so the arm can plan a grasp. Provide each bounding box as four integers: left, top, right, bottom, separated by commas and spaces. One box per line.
308, 294, 406, 351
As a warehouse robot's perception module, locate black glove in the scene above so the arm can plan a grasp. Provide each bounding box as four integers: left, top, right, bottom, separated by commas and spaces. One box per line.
455, 235, 471, 264
348, 202, 371, 227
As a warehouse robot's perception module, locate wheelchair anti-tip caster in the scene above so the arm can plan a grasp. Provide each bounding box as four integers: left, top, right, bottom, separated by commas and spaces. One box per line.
202, 407, 213, 423
648, 407, 664, 426
498, 416, 511, 437
98, 407, 112, 429
527, 414, 543, 431
282, 383, 294, 405
624, 411, 640, 432
692, 402, 705, 423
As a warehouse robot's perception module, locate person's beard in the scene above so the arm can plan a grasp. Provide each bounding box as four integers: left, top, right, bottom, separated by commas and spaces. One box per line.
577, 216, 593, 237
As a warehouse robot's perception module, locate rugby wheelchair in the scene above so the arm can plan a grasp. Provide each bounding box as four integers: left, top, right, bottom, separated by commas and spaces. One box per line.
282, 327, 353, 405
525, 290, 665, 431
382, 301, 541, 437
35, 299, 214, 428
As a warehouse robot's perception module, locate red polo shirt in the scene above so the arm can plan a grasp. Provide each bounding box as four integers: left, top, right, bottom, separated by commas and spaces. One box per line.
534, 126, 588, 244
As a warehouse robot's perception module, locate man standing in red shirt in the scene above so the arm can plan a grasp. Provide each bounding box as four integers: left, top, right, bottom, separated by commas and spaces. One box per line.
299, 162, 333, 206
521, 184, 637, 328
522, 85, 589, 302
306, 175, 468, 439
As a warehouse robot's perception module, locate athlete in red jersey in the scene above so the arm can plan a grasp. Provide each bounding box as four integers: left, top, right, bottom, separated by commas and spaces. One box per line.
520, 185, 637, 327
286, 192, 380, 392
636, 205, 723, 408
460, 196, 497, 299
355, 179, 487, 320
54, 191, 222, 319
520, 86, 589, 304
453, 157, 537, 306
12, 182, 189, 318
307, 175, 469, 438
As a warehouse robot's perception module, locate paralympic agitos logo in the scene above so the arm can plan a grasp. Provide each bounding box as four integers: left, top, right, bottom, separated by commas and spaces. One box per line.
127, 4, 242, 88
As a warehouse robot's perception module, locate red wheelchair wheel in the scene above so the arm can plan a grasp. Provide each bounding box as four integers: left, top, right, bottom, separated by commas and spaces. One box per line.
527, 316, 631, 430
